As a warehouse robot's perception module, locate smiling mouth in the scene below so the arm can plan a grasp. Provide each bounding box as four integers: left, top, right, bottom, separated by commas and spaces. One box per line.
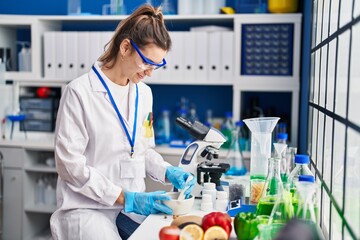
138, 73, 144, 79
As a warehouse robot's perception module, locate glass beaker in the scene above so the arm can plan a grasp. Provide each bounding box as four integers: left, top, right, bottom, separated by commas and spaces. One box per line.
243, 117, 280, 180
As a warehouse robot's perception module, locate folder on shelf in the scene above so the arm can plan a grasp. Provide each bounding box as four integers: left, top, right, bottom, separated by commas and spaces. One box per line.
158, 40, 173, 82
77, 32, 90, 76
221, 31, 234, 82
64, 32, 78, 80
101, 31, 113, 52
207, 31, 221, 82
89, 32, 102, 67
168, 31, 185, 82
183, 32, 196, 82
43, 32, 56, 79
194, 31, 208, 82
54, 32, 66, 80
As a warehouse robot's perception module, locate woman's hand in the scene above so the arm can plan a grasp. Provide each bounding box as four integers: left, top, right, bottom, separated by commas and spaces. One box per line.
166, 166, 196, 198
123, 191, 172, 216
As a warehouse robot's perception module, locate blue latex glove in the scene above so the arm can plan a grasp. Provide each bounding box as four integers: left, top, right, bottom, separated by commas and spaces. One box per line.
124, 191, 172, 216
166, 166, 196, 198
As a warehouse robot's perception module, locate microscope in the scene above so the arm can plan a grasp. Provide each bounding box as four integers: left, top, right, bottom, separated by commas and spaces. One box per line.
176, 117, 230, 198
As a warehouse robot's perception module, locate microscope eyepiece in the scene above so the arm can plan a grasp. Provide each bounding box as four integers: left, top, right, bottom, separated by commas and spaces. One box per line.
175, 117, 210, 140
175, 117, 192, 130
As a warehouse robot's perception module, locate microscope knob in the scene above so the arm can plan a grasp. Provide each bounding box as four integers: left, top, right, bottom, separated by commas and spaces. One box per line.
201, 149, 209, 158
206, 152, 213, 160
213, 153, 219, 159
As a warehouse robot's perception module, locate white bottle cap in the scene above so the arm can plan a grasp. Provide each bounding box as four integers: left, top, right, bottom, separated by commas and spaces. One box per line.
204, 182, 216, 190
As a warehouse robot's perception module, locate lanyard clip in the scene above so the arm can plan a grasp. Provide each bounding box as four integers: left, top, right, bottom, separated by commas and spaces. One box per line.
130, 147, 134, 158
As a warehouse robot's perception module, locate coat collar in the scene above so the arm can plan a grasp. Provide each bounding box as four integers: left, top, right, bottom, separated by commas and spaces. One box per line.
88, 61, 143, 94
88, 62, 143, 131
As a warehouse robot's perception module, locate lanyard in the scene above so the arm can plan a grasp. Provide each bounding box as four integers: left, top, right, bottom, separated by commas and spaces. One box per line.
92, 66, 139, 157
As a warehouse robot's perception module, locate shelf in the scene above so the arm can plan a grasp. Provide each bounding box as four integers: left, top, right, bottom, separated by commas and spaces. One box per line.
37, 14, 236, 21
144, 79, 233, 86
25, 204, 56, 213
25, 164, 57, 173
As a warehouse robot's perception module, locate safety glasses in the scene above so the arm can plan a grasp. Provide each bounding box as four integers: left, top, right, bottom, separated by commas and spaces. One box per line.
130, 39, 167, 70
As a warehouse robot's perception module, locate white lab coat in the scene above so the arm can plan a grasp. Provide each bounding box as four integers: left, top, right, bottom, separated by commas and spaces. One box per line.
50, 62, 171, 239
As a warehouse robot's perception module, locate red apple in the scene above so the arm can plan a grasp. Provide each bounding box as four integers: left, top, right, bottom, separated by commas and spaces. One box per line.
159, 225, 180, 240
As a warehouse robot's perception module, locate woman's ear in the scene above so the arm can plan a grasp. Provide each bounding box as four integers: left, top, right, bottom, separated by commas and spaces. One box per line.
120, 39, 131, 57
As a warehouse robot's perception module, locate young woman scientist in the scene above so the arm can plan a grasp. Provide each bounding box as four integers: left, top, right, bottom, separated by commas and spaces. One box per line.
50, 5, 195, 240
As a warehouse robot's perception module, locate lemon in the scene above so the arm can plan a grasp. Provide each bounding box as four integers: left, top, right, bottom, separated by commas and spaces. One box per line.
203, 226, 228, 240
180, 224, 204, 240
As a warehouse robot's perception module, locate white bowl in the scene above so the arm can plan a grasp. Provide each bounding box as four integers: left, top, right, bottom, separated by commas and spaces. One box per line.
162, 192, 195, 215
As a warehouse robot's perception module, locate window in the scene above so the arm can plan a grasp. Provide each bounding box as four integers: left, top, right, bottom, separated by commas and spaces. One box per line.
308, 0, 360, 239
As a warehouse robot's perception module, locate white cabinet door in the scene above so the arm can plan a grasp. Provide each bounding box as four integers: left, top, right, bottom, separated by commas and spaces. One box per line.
3, 169, 22, 240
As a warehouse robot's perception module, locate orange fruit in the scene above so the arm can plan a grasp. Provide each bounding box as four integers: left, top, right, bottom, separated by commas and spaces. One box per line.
180, 224, 204, 240
203, 226, 228, 240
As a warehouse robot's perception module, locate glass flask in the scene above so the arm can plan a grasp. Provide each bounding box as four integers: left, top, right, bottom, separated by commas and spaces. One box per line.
258, 159, 294, 224
256, 157, 285, 216
268, 187, 293, 224
293, 175, 318, 223
221, 112, 234, 149
243, 117, 279, 180
224, 121, 247, 176
287, 154, 313, 193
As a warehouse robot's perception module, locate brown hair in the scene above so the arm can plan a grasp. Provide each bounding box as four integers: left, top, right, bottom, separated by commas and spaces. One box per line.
99, 4, 172, 68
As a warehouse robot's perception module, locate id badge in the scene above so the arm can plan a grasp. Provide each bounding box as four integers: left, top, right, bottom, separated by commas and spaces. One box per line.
120, 156, 146, 179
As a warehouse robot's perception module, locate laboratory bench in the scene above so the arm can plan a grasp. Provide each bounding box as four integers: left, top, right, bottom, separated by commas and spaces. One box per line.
0, 138, 250, 239
129, 199, 239, 240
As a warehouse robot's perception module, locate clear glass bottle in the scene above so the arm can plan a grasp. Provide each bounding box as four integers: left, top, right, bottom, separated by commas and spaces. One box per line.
161, 0, 176, 14
155, 109, 171, 145
221, 112, 234, 149
67, 0, 81, 15
287, 154, 313, 193
175, 109, 188, 142
224, 121, 247, 176
188, 105, 199, 124
205, 109, 213, 127
35, 176, 45, 205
